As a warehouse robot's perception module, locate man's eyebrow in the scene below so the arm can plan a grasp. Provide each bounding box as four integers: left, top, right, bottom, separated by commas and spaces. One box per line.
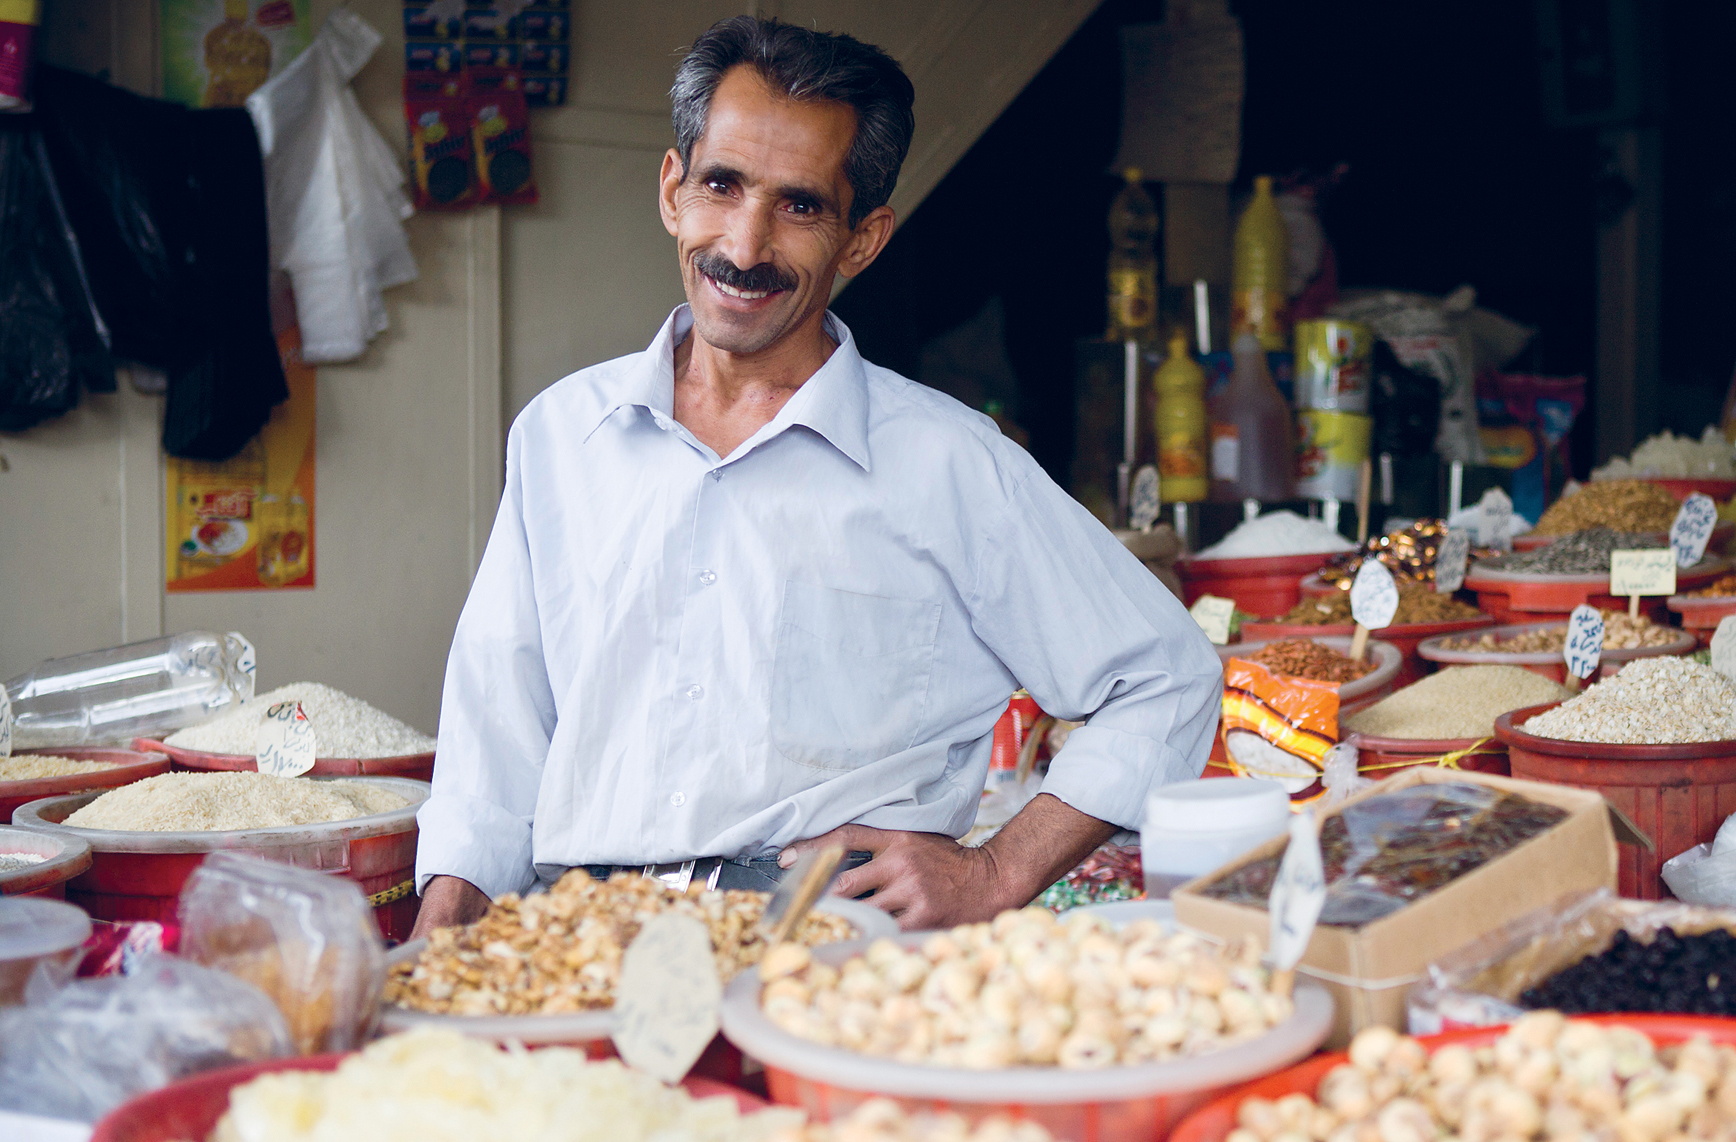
692, 163, 744, 186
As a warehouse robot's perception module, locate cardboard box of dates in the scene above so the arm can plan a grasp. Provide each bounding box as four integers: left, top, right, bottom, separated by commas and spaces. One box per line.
1171, 768, 1648, 1048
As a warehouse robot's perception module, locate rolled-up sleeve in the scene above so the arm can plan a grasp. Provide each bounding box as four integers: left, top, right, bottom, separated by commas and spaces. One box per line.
965, 466, 1222, 831
415, 427, 557, 898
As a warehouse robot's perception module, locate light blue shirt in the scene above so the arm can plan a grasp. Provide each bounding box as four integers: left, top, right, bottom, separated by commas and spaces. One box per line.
416, 307, 1222, 898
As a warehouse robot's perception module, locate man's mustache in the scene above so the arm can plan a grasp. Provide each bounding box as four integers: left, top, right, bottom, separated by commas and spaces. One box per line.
693, 250, 796, 294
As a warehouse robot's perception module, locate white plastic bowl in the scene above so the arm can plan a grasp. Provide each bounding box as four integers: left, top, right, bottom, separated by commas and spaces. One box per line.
378, 894, 896, 1045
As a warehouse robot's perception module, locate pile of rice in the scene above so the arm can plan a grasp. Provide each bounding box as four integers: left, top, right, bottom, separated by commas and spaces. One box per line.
63, 772, 409, 832
166, 683, 435, 759
0, 755, 121, 782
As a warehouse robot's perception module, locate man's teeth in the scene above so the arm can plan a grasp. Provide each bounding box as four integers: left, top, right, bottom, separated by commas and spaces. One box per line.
711, 277, 770, 300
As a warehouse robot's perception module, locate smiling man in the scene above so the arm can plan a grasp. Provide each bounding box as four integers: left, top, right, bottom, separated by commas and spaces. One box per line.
411, 17, 1221, 936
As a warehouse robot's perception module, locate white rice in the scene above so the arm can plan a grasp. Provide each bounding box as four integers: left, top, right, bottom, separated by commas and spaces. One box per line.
166, 683, 434, 759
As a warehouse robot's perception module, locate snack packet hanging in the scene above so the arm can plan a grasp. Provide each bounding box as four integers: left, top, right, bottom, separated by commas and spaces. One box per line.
404, 73, 477, 210
1221, 657, 1340, 801
469, 67, 538, 206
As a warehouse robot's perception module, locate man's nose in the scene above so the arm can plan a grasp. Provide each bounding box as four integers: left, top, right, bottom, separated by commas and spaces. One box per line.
716, 198, 776, 269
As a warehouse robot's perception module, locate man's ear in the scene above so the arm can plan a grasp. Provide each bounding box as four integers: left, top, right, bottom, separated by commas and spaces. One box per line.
836, 204, 897, 279
658, 149, 684, 238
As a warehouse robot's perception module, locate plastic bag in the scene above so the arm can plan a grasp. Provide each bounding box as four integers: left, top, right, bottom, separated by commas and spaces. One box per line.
179, 852, 385, 1055
0, 954, 289, 1122
1220, 658, 1341, 801
1662, 840, 1736, 907
1407, 888, 1736, 1034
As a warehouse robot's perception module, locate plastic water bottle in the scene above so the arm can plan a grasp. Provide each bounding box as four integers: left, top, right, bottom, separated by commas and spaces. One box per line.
3, 631, 256, 750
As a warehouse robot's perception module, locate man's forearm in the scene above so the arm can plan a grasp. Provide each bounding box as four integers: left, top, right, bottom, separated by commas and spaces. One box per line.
411, 874, 491, 939
980, 792, 1118, 910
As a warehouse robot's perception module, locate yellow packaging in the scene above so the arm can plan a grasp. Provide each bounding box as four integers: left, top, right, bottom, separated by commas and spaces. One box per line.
1295, 409, 1372, 501
1294, 319, 1373, 412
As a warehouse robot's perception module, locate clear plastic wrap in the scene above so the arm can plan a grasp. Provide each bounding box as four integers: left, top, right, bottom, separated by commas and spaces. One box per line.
1197, 781, 1568, 926
1408, 888, 1736, 1034
0, 954, 289, 1122
180, 852, 385, 1055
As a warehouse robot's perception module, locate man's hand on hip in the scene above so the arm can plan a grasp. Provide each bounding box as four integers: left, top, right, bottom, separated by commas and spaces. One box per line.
781, 793, 1118, 931
411, 874, 491, 939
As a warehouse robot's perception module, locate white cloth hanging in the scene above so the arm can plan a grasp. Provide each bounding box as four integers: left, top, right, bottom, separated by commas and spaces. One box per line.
246, 10, 417, 364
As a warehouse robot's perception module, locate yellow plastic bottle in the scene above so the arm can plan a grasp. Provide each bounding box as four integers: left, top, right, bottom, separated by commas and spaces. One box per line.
1106, 168, 1159, 342
202, 0, 271, 109
1153, 330, 1209, 502
1231, 175, 1290, 351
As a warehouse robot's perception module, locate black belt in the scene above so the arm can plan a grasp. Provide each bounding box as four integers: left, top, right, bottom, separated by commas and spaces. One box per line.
580, 851, 873, 893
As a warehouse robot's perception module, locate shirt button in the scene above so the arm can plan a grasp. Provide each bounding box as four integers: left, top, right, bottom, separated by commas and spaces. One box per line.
670, 792, 687, 807
685, 684, 704, 700
711, 470, 723, 482
697, 569, 716, 586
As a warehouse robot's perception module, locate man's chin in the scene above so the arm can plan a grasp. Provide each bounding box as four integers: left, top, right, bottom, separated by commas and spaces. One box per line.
688, 301, 793, 356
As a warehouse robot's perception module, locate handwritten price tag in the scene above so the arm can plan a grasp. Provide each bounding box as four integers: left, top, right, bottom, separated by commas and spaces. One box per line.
0, 685, 11, 759
1434, 529, 1470, 594
1350, 559, 1400, 630
1712, 616, 1736, 685
1268, 812, 1326, 972
1610, 549, 1677, 597
1130, 464, 1161, 531
1564, 604, 1605, 681
1671, 493, 1718, 568
254, 701, 317, 777
612, 913, 722, 1083
1190, 594, 1236, 645
1479, 488, 1514, 553
229, 631, 257, 700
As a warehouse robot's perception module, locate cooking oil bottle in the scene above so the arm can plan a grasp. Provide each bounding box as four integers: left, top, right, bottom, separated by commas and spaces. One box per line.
1153, 330, 1208, 502
1106, 168, 1159, 342
202, 0, 271, 109
1231, 175, 1290, 351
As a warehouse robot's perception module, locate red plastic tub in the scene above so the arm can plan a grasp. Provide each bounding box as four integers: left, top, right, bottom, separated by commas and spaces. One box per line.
1464, 556, 1728, 624
90, 1052, 766, 1142
1417, 620, 1697, 684
136, 738, 435, 783
0, 824, 92, 899
1241, 615, 1494, 687
1178, 552, 1339, 617
1641, 477, 1736, 502
1298, 573, 1340, 600
0, 747, 170, 823
1343, 730, 1511, 779
1169, 1015, 1736, 1142
1668, 592, 1736, 647
1495, 702, 1736, 900
10, 776, 428, 941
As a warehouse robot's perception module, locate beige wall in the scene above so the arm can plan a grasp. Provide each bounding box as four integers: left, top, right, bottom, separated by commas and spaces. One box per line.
1, 0, 1096, 737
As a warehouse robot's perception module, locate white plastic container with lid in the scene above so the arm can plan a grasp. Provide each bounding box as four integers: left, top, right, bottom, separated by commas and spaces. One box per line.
1142, 778, 1291, 897
0, 896, 91, 1005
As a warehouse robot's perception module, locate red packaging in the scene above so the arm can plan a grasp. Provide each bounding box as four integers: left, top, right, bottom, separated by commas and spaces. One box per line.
989, 691, 1044, 775
468, 67, 538, 206
403, 73, 478, 211
0, 0, 41, 112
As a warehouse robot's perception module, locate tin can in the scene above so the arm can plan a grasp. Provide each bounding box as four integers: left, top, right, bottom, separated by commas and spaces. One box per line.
1294, 409, 1372, 501
989, 691, 1044, 778
1293, 319, 1373, 412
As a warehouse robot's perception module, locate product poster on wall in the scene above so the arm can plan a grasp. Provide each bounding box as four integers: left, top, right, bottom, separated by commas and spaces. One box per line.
165, 328, 316, 592
161, 0, 312, 109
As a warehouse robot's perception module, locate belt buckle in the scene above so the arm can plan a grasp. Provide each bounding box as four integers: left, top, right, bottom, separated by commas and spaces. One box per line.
641, 858, 724, 893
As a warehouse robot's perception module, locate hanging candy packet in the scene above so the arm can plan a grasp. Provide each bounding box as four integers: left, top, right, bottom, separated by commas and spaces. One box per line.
403, 72, 478, 210
468, 67, 538, 206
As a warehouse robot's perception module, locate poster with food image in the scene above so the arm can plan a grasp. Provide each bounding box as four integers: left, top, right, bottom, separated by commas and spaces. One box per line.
165, 327, 315, 591
161, 0, 312, 109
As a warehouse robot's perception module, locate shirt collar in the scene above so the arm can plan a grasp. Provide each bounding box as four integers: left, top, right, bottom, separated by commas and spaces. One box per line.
582, 305, 872, 472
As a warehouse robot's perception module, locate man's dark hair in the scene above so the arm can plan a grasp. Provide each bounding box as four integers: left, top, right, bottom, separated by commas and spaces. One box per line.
671, 17, 915, 228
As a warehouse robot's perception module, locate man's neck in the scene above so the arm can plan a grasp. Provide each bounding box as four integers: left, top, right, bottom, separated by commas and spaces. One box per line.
671, 306, 838, 458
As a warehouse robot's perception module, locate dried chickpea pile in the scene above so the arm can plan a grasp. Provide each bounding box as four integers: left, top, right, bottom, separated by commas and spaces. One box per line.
1228, 1015, 1736, 1142
384, 869, 853, 1017
1247, 639, 1376, 684
758, 908, 1293, 1070
1439, 610, 1678, 653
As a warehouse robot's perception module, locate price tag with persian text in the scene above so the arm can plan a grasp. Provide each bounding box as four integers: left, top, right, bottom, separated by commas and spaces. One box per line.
1479, 488, 1514, 553
1671, 493, 1718, 569
1712, 616, 1736, 685
1563, 604, 1604, 681
1190, 594, 1236, 645
254, 701, 317, 778
1349, 559, 1400, 630
1268, 812, 1326, 972
612, 913, 722, 1083
1610, 549, 1677, 598
1434, 529, 1470, 594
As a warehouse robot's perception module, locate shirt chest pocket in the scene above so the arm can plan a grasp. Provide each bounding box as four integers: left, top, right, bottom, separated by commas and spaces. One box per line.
770, 581, 943, 771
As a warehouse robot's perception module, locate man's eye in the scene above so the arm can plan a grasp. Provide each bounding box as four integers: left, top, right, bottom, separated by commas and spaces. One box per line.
788, 201, 817, 215
706, 180, 731, 194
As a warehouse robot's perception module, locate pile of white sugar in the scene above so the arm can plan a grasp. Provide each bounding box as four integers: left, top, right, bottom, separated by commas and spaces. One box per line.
166, 682, 435, 759
1192, 510, 1358, 560
64, 772, 410, 832
0, 853, 47, 873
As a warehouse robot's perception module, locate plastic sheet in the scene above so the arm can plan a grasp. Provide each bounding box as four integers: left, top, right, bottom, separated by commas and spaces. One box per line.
179, 852, 385, 1055
0, 955, 289, 1122
1661, 811, 1736, 906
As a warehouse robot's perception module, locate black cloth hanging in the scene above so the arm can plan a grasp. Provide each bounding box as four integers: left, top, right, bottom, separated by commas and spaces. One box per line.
0, 66, 285, 459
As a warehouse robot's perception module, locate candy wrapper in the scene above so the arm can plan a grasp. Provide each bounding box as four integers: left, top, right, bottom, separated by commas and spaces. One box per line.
1039, 843, 1143, 912
468, 67, 538, 206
